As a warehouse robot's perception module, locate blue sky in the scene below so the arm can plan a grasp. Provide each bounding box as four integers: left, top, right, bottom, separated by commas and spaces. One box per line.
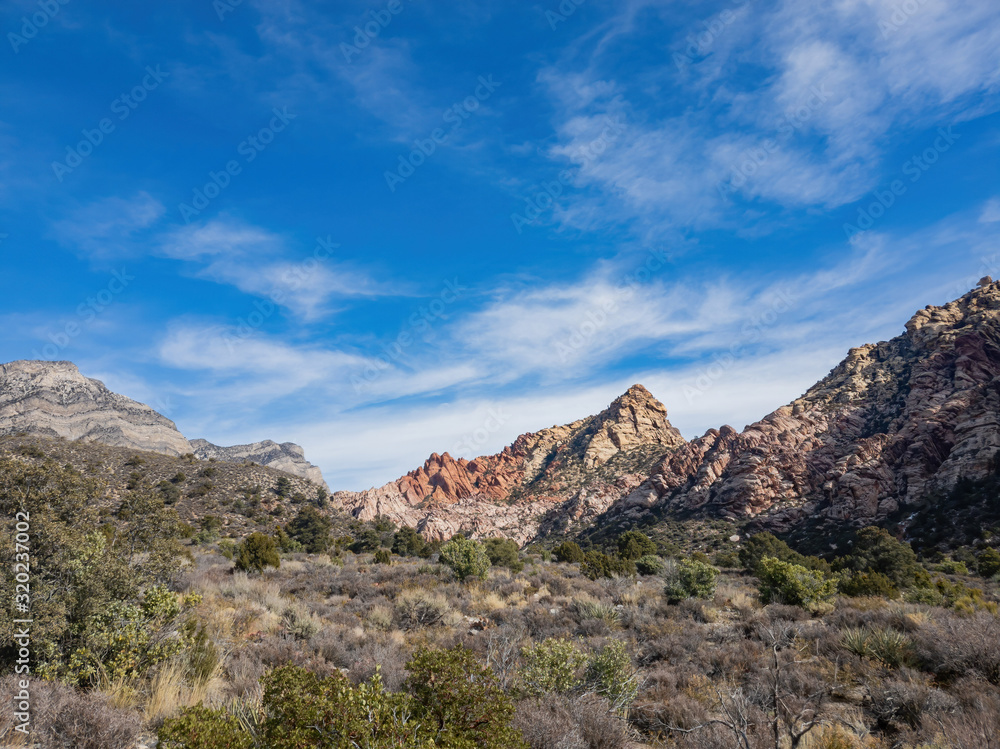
1, 0, 999, 489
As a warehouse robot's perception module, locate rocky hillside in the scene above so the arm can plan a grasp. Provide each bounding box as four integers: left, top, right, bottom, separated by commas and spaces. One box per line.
0, 359, 327, 485
0, 433, 344, 539
600, 280, 1000, 547
334, 384, 686, 543
335, 282, 1000, 549
191, 438, 327, 488
0, 360, 192, 455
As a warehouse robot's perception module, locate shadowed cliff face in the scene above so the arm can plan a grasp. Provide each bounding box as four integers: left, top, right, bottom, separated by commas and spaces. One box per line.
334, 384, 686, 544
603, 282, 1000, 538
0, 360, 192, 456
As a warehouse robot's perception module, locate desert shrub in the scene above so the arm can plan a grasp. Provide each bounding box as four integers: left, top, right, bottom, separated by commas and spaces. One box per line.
912, 611, 1000, 684
841, 626, 913, 668
739, 532, 830, 574
159, 705, 252, 749
0, 460, 187, 680
0, 675, 142, 749
392, 525, 429, 557
664, 558, 719, 603
234, 532, 280, 573
835, 526, 922, 588
978, 548, 1000, 578
484, 537, 524, 573
513, 694, 626, 749
756, 556, 836, 610
838, 570, 899, 599
581, 550, 635, 580
396, 588, 451, 628
405, 645, 528, 748
553, 541, 585, 564
520, 637, 587, 695
586, 640, 639, 713
617, 530, 657, 561
712, 550, 741, 568
218, 538, 237, 560
374, 548, 392, 564
937, 559, 969, 575
635, 554, 664, 576
440, 536, 491, 581
284, 505, 331, 553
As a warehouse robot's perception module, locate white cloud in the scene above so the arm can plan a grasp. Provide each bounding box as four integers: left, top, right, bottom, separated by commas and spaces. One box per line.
51, 192, 165, 256
533, 0, 1000, 236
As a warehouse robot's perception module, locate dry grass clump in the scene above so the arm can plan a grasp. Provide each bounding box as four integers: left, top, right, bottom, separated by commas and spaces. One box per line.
513, 693, 627, 749
395, 587, 452, 628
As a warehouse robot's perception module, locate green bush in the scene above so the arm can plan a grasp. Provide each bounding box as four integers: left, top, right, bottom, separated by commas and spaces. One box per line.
217, 538, 237, 560
581, 550, 635, 580
739, 532, 830, 574
838, 571, 899, 599
520, 638, 587, 695
617, 530, 657, 561
484, 537, 524, 573
938, 559, 969, 575
585, 640, 639, 714
663, 558, 718, 603
552, 541, 585, 564
392, 525, 429, 557
635, 554, 664, 576
440, 536, 491, 581
274, 476, 293, 497
161, 646, 527, 749
374, 548, 392, 564
977, 548, 1000, 578
234, 533, 280, 574
284, 505, 332, 553
834, 526, 921, 588
405, 646, 528, 749
757, 556, 836, 610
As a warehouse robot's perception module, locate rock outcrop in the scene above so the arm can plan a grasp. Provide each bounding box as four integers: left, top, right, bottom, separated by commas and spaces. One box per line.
335, 384, 685, 543
0, 360, 192, 456
602, 283, 1000, 536
191, 438, 327, 488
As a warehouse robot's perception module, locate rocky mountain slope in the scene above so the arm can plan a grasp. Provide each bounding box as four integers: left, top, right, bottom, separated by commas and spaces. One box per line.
599, 280, 1000, 545
0, 360, 192, 455
0, 360, 327, 486
335, 282, 1000, 548
0, 433, 336, 538
334, 384, 686, 543
191, 438, 327, 488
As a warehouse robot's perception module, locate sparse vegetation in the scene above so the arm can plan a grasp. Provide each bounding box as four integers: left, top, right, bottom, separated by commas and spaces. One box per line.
2, 436, 1000, 749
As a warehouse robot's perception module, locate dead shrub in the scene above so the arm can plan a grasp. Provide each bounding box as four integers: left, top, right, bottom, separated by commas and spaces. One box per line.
0, 676, 141, 749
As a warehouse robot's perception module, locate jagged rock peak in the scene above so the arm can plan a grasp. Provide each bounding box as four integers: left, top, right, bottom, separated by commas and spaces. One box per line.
190, 438, 327, 488
0, 359, 192, 456
584, 383, 685, 468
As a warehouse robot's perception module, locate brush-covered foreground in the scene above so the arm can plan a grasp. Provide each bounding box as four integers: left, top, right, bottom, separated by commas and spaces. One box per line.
2, 456, 1000, 748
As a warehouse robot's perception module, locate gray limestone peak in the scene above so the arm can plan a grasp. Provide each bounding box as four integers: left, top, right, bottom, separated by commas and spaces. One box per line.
0, 360, 192, 456
190, 438, 327, 488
